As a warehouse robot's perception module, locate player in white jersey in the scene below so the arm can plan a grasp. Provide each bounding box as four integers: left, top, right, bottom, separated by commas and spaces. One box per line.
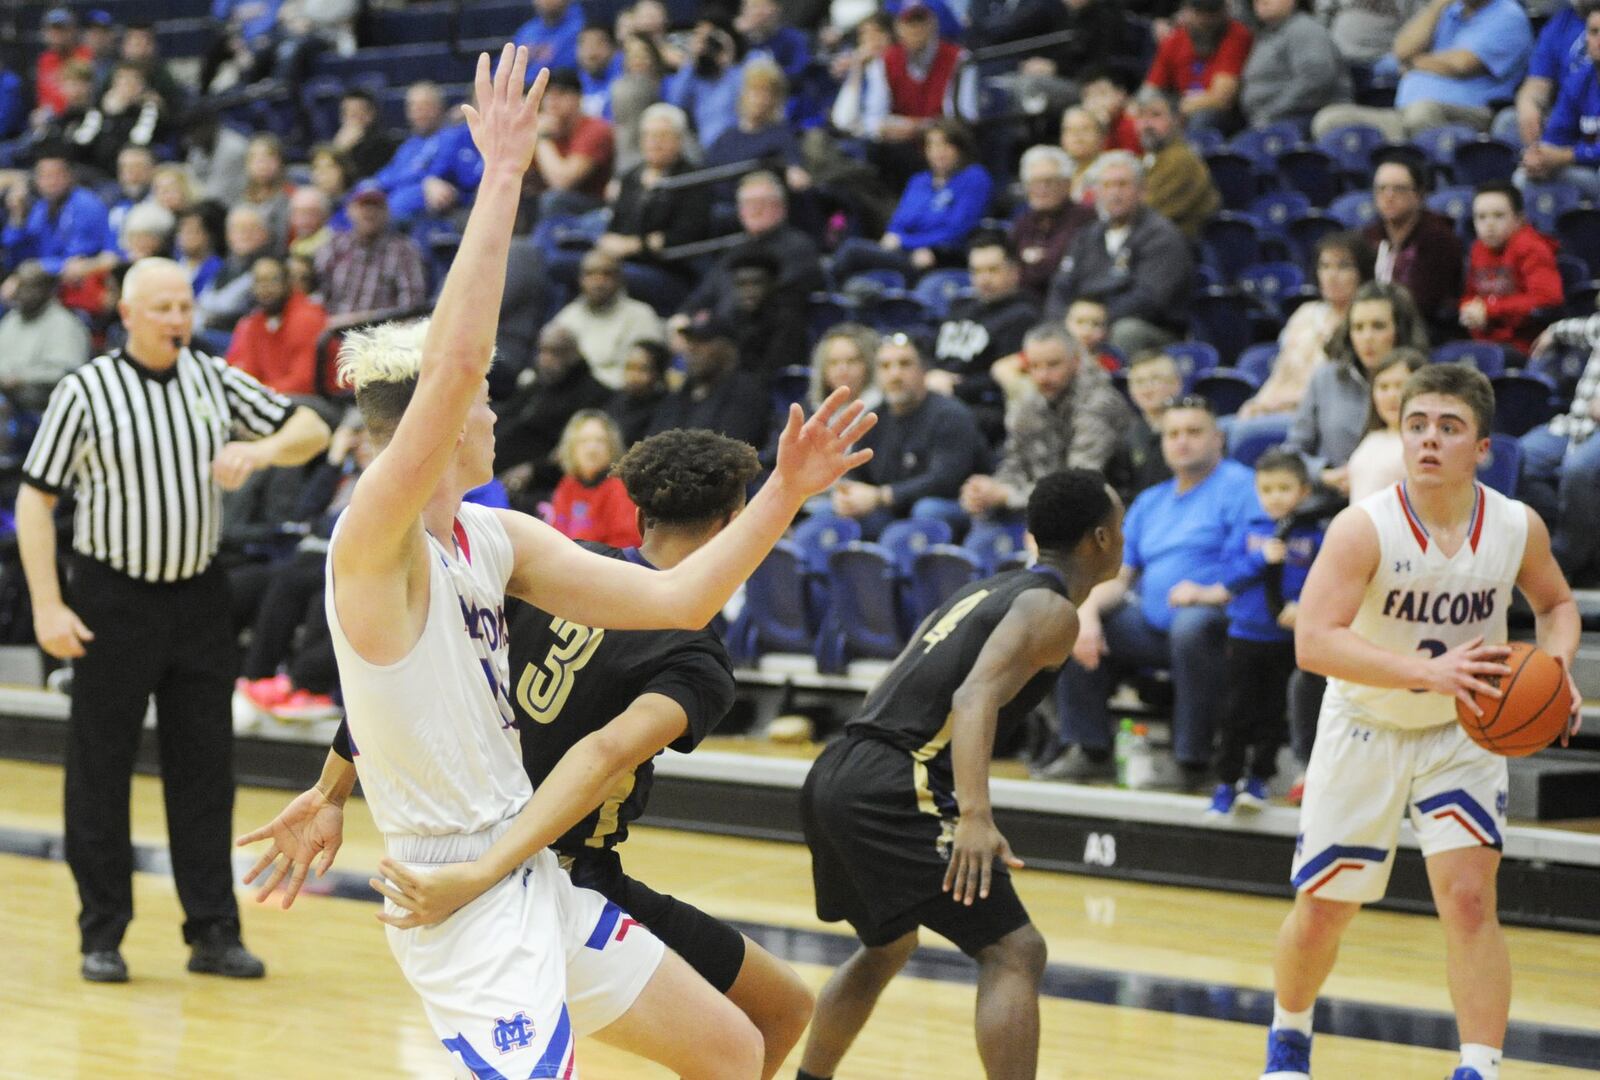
1261, 364, 1582, 1080
238, 47, 874, 1080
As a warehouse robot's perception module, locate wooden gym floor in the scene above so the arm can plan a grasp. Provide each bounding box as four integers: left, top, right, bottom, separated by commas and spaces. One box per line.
0, 759, 1596, 1078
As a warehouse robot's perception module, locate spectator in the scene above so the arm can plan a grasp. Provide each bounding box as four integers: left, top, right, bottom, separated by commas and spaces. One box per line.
0, 261, 91, 410
175, 207, 224, 295
606, 339, 670, 446
931, 234, 1040, 441
1311, 0, 1533, 139
1066, 297, 1121, 373
1238, 230, 1375, 420
529, 67, 616, 220
1204, 449, 1323, 817
412, 116, 486, 236
551, 249, 666, 390
1459, 180, 1562, 355
514, 0, 587, 71
1047, 151, 1196, 355
1121, 349, 1180, 496
830, 119, 994, 280
181, 105, 250, 207
81, 11, 118, 97
960, 322, 1133, 521
71, 63, 169, 177
1012, 145, 1095, 298
1520, 4, 1600, 198
1363, 153, 1463, 335
546, 410, 642, 547
808, 323, 883, 413
1046, 396, 1257, 785
987, 0, 1130, 86
201, 0, 283, 94
293, 170, 340, 255
1522, 317, 1600, 584
117, 202, 174, 266
676, 170, 824, 318
1060, 106, 1109, 203
195, 205, 274, 334
611, 33, 669, 171
577, 24, 624, 119
117, 22, 184, 109
1284, 280, 1430, 495
1346, 347, 1427, 500
739, 0, 812, 80
34, 9, 93, 118
314, 182, 427, 318
720, 248, 810, 378
617, 0, 684, 71
1505, 0, 1587, 149
330, 88, 398, 180
1132, 86, 1222, 240
498, 323, 615, 499
1316, 0, 1428, 68
225, 255, 329, 397
107, 145, 156, 241
645, 314, 772, 448
705, 59, 810, 192
666, 16, 749, 148
241, 134, 294, 248
586, 103, 712, 313
147, 164, 196, 218
829, 12, 894, 137
1, 149, 112, 298
1240, 0, 1351, 129
830, 332, 989, 538
371, 82, 451, 226
1144, 0, 1254, 134
1081, 64, 1143, 154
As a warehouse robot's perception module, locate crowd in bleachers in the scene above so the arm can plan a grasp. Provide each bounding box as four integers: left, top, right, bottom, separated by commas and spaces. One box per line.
1, 0, 1599, 797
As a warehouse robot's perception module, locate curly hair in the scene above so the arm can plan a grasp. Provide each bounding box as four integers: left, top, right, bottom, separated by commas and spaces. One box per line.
1027, 468, 1114, 554
613, 429, 763, 527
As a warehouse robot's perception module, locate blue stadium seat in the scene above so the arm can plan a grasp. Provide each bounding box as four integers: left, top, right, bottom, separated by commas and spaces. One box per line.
909, 546, 983, 626
1426, 185, 1475, 239
1284, 209, 1340, 262
1165, 341, 1221, 390
1230, 122, 1303, 170
1276, 148, 1341, 207
912, 269, 972, 318
1556, 207, 1600, 279
807, 293, 855, 343
1410, 123, 1481, 180
1522, 181, 1582, 235
1238, 261, 1306, 313
1203, 151, 1262, 212
770, 365, 813, 414
1201, 212, 1263, 278
313, 44, 477, 86
963, 520, 1027, 574
878, 518, 954, 579
1432, 340, 1508, 378
816, 543, 905, 673
1477, 433, 1522, 497
366, 5, 455, 45
860, 291, 933, 334
843, 268, 907, 293
1230, 414, 1293, 466
1328, 190, 1377, 229
1194, 367, 1257, 416
726, 541, 814, 665
1249, 191, 1311, 234
791, 514, 861, 624
1236, 342, 1279, 384
1452, 138, 1519, 187
458, 0, 536, 37
1490, 372, 1562, 436
1557, 252, 1591, 296
1317, 123, 1386, 179
1190, 288, 1255, 364
1528, 342, 1590, 399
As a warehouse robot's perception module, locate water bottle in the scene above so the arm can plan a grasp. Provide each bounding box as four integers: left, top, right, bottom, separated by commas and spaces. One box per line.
1126, 723, 1158, 789
1114, 718, 1136, 787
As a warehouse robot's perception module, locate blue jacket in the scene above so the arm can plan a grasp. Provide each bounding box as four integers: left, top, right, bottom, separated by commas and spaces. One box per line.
746, 26, 812, 79
0, 68, 25, 140
2, 187, 111, 274
513, 4, 584, 72
1529, 2, 1586, 84
886, 164, 993, 252
1220, 510, 1323, 643
372, 129, 448, 195
1544, 61, 1600, 163
666, 62, 746, 147
425, 123, 484, 196
580, 55, 623, 119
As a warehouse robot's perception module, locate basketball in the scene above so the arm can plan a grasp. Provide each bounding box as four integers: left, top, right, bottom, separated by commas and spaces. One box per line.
1455, 641, 1573, 756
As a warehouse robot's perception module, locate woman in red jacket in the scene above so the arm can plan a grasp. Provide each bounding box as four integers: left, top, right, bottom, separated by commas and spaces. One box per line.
545, 409, 642, 547
1459, 180, 1564, 356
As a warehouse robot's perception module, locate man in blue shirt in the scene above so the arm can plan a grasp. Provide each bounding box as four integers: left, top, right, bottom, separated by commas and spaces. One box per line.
513, 0, 585, 73
1, 148, 112, 301
373, 82, 451, 227
666, 18, 747, 148
738, 0, 811, 81
1520, 4, 1600, 198
1043, 397, 1258, 787
1311, 0, 1532, 140
1501, 0, 1587, 147
576, 24, 623, 119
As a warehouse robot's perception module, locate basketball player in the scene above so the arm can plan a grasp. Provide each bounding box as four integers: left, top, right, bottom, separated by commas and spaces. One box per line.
252, 46, 873, 1080
240, 430, 815, 1080
796, 469, 1125, 1080
1262, 364, 1581, 1080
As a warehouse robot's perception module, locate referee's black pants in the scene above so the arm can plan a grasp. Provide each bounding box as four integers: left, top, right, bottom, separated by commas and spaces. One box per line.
63, 555, 241, 953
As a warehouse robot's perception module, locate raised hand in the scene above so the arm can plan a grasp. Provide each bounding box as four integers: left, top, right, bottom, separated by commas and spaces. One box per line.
772, 386, 877, 499
235, 786, 346, 909
460, 44, 550, 178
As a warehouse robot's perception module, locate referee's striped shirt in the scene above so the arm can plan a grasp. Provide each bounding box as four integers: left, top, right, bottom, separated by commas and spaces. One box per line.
21, 347, 294, 584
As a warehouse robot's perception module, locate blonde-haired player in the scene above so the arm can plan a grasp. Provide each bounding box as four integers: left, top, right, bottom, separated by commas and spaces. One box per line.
245, 46, 874, 1079
1263, 364, 1581, 1080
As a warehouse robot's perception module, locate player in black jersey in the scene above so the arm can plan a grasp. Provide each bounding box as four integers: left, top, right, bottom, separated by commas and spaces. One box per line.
795, 469, 1125, 1080
237, 429, 815, 1080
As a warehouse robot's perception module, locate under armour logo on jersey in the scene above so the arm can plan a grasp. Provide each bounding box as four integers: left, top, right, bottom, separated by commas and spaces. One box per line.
1394, 560, 1412, 573
491, 1012, 536, 1054
1496, 789, 1508, 817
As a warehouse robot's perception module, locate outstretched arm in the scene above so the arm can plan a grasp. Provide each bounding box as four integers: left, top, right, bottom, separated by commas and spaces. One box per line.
234, 748, 358, 908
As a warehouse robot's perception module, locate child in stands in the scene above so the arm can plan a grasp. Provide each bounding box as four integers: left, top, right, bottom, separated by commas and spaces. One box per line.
1458, 180, 1562, 357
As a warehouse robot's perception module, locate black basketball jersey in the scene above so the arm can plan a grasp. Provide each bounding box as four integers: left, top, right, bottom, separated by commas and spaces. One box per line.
844, 566, 1071, 815
510, 543, 737, 853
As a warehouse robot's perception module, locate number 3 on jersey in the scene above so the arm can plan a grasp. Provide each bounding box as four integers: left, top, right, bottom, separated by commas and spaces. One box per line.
516, 617, 605, 724
1409, 638, 1447, 694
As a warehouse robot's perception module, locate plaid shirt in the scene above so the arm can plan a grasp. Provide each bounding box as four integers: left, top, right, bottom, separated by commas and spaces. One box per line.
1546, 314, 1600, 445
316, 229, 428, 316
993, 363, 1132, 508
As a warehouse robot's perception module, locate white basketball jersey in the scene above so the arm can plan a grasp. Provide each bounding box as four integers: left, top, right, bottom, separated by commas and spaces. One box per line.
326, 503, 531, 840
1324, 482, 1528, 731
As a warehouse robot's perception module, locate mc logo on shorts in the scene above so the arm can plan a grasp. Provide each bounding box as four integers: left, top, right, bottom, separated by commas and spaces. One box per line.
492, 1011, 536, 1054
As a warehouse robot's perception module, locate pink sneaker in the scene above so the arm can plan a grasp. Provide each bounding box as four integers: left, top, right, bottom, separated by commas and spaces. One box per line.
241, 674, 293, 711
1287, 775, 1306, 807
270, 689, 341, 722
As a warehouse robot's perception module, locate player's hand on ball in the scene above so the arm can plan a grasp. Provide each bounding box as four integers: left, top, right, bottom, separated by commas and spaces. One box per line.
772, 387, 877, 498
371, 859, 494, 928
1420, 635, 1513, 717
943, 814, 1023, 906
235, 786, 345, 909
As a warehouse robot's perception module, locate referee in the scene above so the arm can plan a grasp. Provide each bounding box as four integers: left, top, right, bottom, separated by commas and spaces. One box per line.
16, 257, 331, 983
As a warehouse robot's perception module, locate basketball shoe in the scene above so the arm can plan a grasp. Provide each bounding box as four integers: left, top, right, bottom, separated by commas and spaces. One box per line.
1447, 1070, 1483, 1080
1234, 776, 1270, 811
1261, 1026, 1311, 1079
1204, 783, 1236, 817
